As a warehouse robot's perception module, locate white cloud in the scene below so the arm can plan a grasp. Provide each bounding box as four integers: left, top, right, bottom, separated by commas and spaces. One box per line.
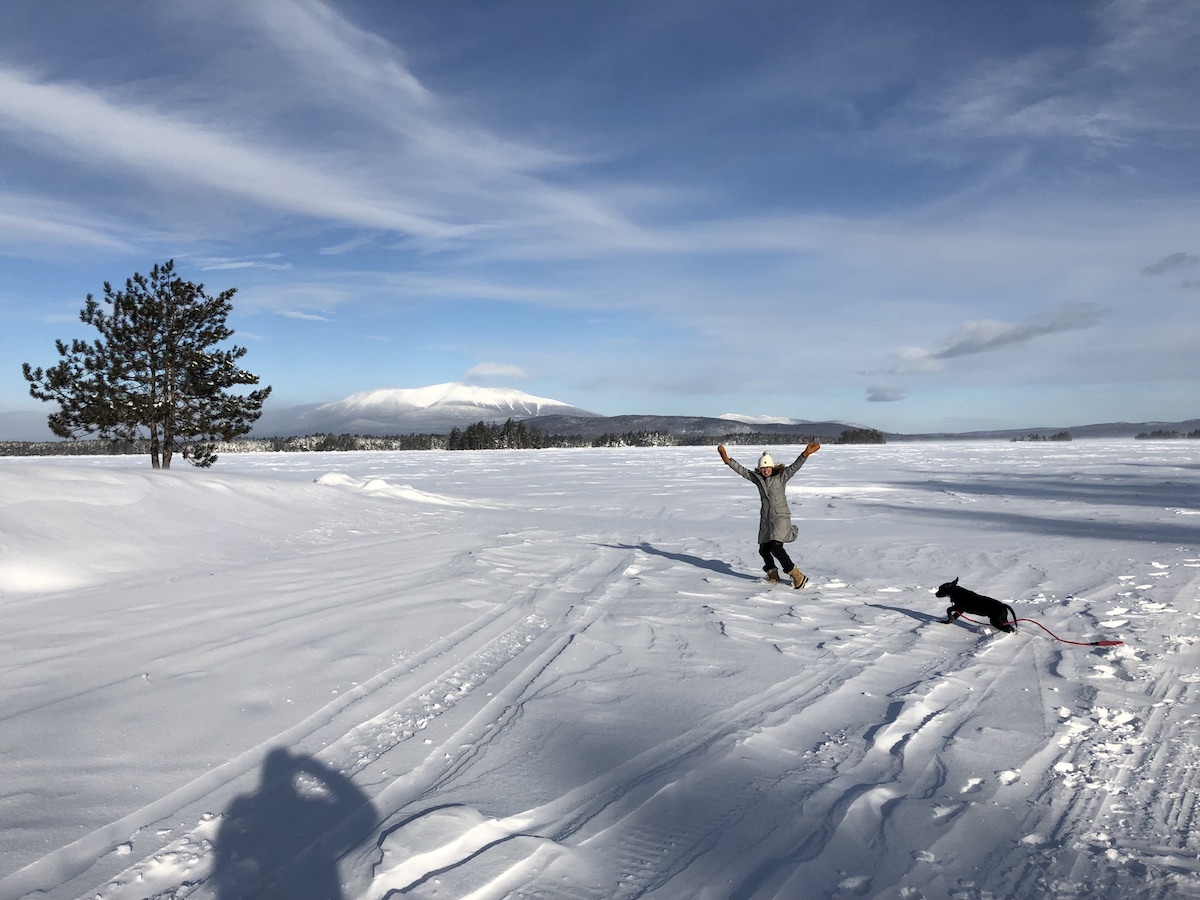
867, 385, 908, 403
277, 310, 332, 322
888, 346, 944, 376
465, 363, 530, 383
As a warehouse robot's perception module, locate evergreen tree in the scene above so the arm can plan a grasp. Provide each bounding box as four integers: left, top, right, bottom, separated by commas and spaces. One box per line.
22, 260, 271, 469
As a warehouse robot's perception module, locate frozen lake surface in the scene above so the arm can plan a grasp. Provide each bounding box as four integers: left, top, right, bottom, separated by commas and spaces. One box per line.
1, 441, 1198, 899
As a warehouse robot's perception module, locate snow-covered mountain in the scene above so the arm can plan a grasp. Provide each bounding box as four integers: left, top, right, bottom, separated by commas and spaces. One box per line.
252, 383, 599, 437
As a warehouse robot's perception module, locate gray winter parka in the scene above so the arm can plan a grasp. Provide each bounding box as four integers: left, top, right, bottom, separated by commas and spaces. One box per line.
725, 454, 808, 544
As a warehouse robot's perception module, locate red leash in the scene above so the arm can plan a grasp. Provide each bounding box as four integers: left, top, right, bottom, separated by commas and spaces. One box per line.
957, 614, 1124, 647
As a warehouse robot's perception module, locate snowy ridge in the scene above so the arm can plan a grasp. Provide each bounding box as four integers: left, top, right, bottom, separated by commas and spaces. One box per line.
1, 443, 1199, 899
313, 471, 504, 508
335, 383, 573, 415
719, 413, 809, 425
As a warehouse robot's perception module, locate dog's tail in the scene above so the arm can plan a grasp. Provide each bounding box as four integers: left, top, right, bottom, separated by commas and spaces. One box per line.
1005, 605, 1018, 632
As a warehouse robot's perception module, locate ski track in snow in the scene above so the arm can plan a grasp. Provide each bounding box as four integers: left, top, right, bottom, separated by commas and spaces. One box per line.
0, 444, 1198, 899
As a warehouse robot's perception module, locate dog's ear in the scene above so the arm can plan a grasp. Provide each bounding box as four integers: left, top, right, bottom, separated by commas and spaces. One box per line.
951, 577, 959, 586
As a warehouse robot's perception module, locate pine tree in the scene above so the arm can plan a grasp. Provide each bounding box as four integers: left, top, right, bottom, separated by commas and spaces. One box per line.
22, 260, 272, 469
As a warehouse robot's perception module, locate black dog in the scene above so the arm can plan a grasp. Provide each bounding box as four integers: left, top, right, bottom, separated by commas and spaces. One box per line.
936, 578, 1017, 633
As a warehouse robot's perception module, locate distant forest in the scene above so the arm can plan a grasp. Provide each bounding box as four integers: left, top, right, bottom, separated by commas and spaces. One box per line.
1135, 428, 1200, 439
1010, 432, 1073, 442
0, 419, 885, 458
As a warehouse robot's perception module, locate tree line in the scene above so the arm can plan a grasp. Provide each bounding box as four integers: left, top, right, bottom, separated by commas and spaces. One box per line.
716, 427, 886, 446
1010, 432, 1073, 442
1135, 429, 1200, 440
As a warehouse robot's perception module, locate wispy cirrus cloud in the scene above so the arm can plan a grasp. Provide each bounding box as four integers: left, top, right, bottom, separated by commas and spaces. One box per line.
0, 193, 132, 253
0, 66, 472, 240
243, 0, 431, 107
190, 255, 291, 272
242, 0, 570, 175
0, 0, 618, 255
276, 310, 332, 322
876, 0, 1200, 171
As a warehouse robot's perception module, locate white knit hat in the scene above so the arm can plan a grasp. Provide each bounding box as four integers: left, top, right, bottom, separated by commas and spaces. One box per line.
758, 452, 776, 469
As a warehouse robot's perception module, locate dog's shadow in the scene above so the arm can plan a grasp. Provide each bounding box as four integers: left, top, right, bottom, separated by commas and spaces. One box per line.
866, 603, 945, 626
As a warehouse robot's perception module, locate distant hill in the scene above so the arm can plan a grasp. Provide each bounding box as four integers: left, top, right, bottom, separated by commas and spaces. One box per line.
885, 419, 1200, 441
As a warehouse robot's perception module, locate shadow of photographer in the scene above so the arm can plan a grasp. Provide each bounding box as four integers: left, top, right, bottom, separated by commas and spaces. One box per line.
213, 748, 377, 900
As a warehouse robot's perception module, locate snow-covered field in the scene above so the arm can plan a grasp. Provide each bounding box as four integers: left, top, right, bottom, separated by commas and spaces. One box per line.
1, 442, 1198, 900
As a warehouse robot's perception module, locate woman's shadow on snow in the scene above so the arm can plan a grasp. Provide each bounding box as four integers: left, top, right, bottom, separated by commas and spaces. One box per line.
213, 748, 378, 900
607, 542, 761, 582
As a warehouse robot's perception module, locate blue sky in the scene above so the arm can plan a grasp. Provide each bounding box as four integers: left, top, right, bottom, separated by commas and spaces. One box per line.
2, 0, 1197, 434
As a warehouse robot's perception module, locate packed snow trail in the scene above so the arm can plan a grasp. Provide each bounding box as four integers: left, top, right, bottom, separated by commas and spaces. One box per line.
0, 443, 1197, 899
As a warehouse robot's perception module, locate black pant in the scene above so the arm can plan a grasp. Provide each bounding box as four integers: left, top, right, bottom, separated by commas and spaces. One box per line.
759, 540, 794, 573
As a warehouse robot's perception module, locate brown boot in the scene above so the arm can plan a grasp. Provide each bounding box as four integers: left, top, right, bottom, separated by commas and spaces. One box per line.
788, 568, 809, 590
765, 568, 780, 584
